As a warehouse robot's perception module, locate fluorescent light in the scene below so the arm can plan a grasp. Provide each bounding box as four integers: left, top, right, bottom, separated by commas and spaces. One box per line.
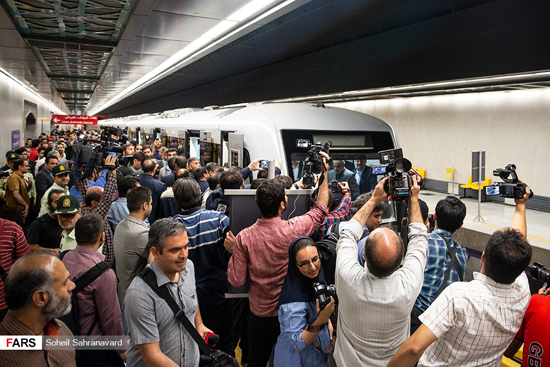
89, 0, 298, 115
228, 0, 276, 22
0, 67, 66, 115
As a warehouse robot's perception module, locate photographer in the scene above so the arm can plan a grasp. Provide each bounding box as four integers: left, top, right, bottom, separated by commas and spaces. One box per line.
334, 175, 428, 367
228, 152, 330, 367
327, 160, 360, 201
388, 184, 532, 367
75, 154, 118, 267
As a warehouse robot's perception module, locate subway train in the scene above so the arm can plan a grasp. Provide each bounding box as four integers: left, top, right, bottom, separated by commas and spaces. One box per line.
98, 102, 399, 175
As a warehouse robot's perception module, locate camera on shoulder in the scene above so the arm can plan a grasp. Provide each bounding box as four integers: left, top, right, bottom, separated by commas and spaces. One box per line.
296, 139, 332, 186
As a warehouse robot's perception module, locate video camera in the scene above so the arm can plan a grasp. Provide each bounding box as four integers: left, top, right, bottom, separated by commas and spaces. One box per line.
313, 282, 338, 310
531, 262, 550, 284
74, 126, 129, 170
296, 139, 332, 186
370, 148, 424, 201
486, 164, 533, 199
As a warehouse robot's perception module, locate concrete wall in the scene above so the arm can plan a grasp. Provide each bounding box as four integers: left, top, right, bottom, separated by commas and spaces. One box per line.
0, 72, 67, 154
330, 88, 550, 198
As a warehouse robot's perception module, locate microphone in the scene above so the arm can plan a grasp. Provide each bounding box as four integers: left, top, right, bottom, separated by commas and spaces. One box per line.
204, 332, 219, 347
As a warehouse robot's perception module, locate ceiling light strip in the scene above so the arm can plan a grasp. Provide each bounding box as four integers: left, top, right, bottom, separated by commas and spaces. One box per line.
0, 67, 66, 115
89, 0, 297, 115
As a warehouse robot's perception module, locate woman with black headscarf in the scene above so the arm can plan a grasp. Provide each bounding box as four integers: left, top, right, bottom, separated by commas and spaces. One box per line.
274, 237, 335, 367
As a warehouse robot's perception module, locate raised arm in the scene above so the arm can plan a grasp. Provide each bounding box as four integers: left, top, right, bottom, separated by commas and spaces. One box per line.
510, 184, 531, 239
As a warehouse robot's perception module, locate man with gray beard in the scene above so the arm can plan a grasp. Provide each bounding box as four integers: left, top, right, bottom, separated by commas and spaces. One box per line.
0, 252, 77, 366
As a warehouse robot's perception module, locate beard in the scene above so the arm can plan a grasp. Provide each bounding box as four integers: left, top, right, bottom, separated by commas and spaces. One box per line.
42, 290, 72, 322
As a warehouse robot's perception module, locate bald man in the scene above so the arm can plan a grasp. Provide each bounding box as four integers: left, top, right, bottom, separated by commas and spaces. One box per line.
0, 252, 76, 366
334, 176, 428, 367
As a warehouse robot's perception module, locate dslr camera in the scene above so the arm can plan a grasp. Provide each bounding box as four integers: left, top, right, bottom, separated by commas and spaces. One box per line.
370, 148, 423, 200
531, 262, 550, 284
297, 139, 332, 186
486, 164, 533, 199
313, 282, 338, 310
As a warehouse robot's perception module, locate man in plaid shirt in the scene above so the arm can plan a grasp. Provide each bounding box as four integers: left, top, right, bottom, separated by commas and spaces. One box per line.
76, 154, 118, 266
388, 185, 533, 367
411, 196, 468, 333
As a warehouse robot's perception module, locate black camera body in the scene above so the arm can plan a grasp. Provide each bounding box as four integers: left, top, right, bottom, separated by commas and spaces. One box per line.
313, 282, 338, 310
486, 164, 533, 200
329, 180, 341, 193
532, 262, 550, 284
297, 140, 332, 185
75, 126, 128, 169
371, 148, 422, 201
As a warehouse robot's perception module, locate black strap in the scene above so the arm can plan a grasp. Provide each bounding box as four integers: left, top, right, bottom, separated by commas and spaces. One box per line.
73, 261, 111, 294
138, 268, 213, 356
435, 233, 464, 298
0, 264, 6, 283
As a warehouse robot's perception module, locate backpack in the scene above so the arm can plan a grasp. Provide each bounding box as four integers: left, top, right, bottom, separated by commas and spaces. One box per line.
58, 255, 111, 336
317, 221, 369, 285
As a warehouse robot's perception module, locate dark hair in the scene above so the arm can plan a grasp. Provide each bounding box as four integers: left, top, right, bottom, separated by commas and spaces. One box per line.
205, 162, 218, 173
44, 147, 54, 157
122, 143, 133, 154
147, 218, 187, 254
256, 179, 286, 218
133, 151, 146, 164
84, 188, 102, 207
208, 172, 221, 191
250, 178, 264, 189
418, 199, 429, 223
220, 168, 243, 190
274, 175, 293, 190
47, 189, 65, 211
37, 147, 46, 154
484, 228, 532, 284
13, 159, 26, 171
166, 148, 177, 155
187, 157, 199, 169
173, 177, 202, 210
349, 192, 387, 218
4, 253, 57, 311
435, 196, 466, 233
290, 237, 317, 262
75, 213, 104, 245
364, 230, 404, 278
31, 139, 40, 148
310, 188, 336, 212
141, 158, 156, 173
127, 186, 152, 212
176, 169, 190, 179
194, 166, 207, 180
174, 157, 186, 170
118, 175, 140, 197
14, 147, 26, 155
166, 156, 178, 172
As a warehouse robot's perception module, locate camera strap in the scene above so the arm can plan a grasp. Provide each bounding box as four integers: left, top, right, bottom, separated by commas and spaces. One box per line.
138, 267, 213, 356
435, 233, 464, 299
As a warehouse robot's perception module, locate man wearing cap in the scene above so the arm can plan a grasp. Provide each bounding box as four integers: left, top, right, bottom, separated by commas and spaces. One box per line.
39, 164, 70, 217
1, 159, 32, 226
56, 195, 81, 252
25, 189, 64, 254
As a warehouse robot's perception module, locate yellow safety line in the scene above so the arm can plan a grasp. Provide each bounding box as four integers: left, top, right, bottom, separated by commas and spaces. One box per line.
475, 223, 550, 243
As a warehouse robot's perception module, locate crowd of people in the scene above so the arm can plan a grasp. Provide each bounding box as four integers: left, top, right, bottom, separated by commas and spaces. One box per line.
0, 127, 545, 367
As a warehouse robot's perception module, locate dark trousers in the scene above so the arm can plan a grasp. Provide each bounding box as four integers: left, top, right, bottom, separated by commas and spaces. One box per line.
201, 299, 235, 356
410, 306, 423, 335
232, 298, 250, 364
248, 312, 280, 367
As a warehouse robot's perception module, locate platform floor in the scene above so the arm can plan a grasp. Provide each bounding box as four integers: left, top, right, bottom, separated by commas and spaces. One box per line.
418, 190, 550, 252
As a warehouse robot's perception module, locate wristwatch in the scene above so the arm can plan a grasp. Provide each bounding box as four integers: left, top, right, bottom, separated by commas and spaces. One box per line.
304, 323, 326, 332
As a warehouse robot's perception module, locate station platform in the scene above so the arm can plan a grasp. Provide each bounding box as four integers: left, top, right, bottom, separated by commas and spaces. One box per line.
418, 190, 550, 266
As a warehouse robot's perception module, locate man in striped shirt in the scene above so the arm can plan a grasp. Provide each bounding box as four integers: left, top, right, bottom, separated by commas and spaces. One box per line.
171, 177, 235, 356
0, 252, 76, 367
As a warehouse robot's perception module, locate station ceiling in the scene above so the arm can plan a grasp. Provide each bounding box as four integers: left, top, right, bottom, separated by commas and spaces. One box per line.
1, 0, 549, 117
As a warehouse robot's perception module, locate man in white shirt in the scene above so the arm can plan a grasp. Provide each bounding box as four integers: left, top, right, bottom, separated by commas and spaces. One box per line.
334, 176, 427, 367
387, 185, 533, 367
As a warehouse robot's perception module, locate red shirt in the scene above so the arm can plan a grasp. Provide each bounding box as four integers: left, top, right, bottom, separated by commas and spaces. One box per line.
514, 294, 550, 367
29, 147, 38, 162
0, 219, 31, 310
228, 202, 328, 317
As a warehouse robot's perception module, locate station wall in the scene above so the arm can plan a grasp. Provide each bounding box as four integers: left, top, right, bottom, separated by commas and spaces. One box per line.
330, 88, 550, 210
0, 72, 65, 155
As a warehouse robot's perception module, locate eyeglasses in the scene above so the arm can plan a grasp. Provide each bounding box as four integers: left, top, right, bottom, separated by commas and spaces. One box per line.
297, 256, 321, 269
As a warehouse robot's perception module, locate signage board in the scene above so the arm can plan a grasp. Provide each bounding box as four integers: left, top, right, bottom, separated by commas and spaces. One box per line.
52, 115, 97, 125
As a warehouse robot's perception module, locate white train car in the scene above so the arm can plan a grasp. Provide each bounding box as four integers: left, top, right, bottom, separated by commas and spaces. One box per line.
99, 102, 399, 177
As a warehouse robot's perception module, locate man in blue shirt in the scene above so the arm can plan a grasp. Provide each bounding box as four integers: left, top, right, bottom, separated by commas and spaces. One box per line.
138, 158, 166, 224
172, 177, 235, 356
412, 196, 468, 333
